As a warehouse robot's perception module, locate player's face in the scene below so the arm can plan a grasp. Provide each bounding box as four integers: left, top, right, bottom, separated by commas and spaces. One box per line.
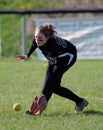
35, 30, 48, 46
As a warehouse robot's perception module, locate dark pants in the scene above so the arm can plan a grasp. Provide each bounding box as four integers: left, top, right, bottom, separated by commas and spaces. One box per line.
42, 53, 82, 104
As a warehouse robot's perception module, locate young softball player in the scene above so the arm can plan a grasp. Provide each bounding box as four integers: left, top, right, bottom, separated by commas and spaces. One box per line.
15, 23, 88, 115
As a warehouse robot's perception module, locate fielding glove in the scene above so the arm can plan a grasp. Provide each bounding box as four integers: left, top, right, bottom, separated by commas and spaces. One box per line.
26, 94, 47, 116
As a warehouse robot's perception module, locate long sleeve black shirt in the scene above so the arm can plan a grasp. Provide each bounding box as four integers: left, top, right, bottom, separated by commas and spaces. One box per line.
27, 36, 77, 65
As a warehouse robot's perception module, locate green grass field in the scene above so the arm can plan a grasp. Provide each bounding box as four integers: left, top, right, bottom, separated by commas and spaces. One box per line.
0, 58, 103, 130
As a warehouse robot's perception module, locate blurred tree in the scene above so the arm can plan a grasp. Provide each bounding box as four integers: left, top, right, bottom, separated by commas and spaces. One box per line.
0, 0, 64, 9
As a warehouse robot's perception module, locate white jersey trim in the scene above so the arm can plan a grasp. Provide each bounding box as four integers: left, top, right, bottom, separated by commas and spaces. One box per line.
58, 52, 74, 66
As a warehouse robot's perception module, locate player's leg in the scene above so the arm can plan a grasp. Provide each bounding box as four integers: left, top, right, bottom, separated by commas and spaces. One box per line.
52, 55, 88, 111
52, 66, 89, 111
41, 64, 55, 101
42, 54, 77, 101
51, 64, 83, 104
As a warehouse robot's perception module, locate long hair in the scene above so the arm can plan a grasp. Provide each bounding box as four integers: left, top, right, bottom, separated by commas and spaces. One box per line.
36, 23, 57, 38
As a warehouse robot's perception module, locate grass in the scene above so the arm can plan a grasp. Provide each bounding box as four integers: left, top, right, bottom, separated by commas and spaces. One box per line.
0, 57, 103, 130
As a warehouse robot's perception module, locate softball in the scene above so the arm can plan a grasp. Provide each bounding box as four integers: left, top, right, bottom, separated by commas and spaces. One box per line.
13, 103, 21, 111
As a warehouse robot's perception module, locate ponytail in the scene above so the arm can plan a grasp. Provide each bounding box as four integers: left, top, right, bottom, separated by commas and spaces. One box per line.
36, 23, 57, 38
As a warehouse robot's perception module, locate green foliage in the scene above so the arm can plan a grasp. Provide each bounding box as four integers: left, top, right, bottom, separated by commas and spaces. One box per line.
0, 15, 22, 56
0, 0, 64, 57
0, 0, 64, 9
0, 58, 103, 130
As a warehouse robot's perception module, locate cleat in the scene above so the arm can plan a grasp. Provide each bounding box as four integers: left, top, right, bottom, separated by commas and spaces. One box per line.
75, 99, 89, 112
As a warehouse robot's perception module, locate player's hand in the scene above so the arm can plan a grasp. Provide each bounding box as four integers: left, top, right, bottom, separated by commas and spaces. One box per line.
14, 55, 28, 60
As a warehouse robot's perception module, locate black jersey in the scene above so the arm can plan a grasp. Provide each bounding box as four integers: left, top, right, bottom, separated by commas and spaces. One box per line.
27, 36, 77, 65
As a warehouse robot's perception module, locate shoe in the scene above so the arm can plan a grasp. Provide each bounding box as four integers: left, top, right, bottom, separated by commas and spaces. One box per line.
26, 110, 33, 115
75, 99, 89, 112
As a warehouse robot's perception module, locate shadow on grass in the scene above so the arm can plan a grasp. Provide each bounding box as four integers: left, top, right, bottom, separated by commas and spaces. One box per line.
44, 110, 103, 117
83, 110, 103, 116
44, 112, 72, 117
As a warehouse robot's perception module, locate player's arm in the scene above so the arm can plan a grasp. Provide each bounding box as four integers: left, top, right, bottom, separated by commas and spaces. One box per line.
26, 38, 37, 58
14, 39, 37, 60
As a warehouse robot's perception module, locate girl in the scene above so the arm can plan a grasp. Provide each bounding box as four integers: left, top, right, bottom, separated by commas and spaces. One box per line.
17, 23, 88, 114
